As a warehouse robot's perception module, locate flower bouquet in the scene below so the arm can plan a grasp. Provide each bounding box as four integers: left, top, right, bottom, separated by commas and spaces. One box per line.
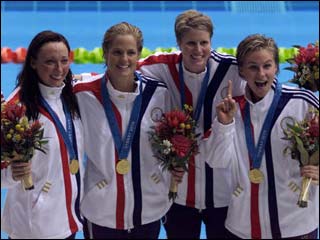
1, 100, 48, 190
149, 104, 199, 200
281, 107, 319, 207
285, 42, 319, 92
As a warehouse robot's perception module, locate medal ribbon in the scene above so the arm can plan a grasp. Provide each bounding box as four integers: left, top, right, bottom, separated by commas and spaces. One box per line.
101, 72, 142, 160
39, 95, 77, 162
244, 82, 282, 169
178, 60, 210, 123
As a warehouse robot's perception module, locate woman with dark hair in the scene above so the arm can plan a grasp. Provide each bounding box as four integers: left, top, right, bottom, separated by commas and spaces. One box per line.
1, 30, 84, 239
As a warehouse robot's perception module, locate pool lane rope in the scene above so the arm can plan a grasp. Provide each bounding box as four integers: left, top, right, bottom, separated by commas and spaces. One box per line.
1, 46, 298, 64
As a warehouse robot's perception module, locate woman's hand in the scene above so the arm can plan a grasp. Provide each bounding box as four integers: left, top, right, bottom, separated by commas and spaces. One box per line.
11, 160, 32, 181
301, 165, 319, 185
171, 167, 185, 184
216, 80, 237, 125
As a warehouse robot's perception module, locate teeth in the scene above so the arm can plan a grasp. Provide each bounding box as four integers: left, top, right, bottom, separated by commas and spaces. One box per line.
51, 76, 63, 80
118, 65, 129, 69
191, 55, 202, 60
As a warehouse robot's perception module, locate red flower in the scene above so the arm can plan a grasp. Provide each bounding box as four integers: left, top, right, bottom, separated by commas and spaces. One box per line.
308, 115, 319, 137
285, 42, 319, 92
171, 134, 193, 158
149, 105, 199, 201
165, 110, 188, 128
1, 101, 47, 162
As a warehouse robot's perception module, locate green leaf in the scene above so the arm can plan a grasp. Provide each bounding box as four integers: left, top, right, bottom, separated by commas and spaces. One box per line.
287, 123, 304, 134
309, 149, 319, 165
292, 45, 301, 49
283, 66, 295, 71
295, 136, 309, 165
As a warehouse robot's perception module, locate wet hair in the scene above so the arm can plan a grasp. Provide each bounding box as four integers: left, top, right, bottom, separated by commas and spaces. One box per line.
236, 33, 280, 75
174, 9, 214, 44
102, 22, 143, 60
16, 30, 79, 120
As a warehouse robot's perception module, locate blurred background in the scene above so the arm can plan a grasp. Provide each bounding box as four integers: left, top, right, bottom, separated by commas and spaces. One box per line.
1, 1, 319, 239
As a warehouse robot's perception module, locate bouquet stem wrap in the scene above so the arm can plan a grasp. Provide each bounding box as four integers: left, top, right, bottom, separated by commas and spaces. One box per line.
22, 173, 34, 190
169, 175, 178, 201
297, 176, 312, 208
13, 159, 34, 191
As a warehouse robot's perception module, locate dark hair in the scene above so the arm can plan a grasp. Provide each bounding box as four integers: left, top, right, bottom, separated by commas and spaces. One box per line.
16, 30, 79, 120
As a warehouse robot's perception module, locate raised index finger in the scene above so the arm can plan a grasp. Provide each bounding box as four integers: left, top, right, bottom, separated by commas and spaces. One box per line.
227, 80, 233, 97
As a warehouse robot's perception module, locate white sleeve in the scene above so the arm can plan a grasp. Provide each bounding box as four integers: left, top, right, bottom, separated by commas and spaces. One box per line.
203, 117, 235, 169
80, 73, 94, 81
1, 165, 19, 189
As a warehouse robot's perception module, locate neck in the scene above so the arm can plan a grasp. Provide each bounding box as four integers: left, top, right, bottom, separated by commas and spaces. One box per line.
182, 62, 206, 74
248, 88, 262, 103
107, 73, 136, 92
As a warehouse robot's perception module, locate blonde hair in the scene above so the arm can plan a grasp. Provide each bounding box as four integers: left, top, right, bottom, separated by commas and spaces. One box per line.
236, 34, 279, 74
174, 9, 213, 44
102, 22, 143, 58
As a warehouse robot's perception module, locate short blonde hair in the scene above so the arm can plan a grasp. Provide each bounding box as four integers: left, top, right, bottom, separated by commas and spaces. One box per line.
236, 34, 279, 75
174, 9, 213, 44
102, 22, 143, 58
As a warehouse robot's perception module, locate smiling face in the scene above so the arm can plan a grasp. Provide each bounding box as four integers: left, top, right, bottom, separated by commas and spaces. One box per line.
30, 42, 70, 87
240, 49, 278, 102
178, 29, 211, 73
105, 34, 140, 82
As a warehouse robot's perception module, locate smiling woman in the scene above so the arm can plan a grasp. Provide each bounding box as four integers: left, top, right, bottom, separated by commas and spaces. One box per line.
30, 42, 70, 87
1, 30, 84, 239
1, 1, 319, 239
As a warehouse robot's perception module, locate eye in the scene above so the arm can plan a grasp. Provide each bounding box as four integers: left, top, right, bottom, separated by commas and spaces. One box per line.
127, 50, 137, 56
248, 65, 258, 70
200, 41, 209, 46
61, 59, 69, 64
263, 64, 272, 69
112, 50, 122, 56
186, 41, 196, 47
45, 60, 55, 65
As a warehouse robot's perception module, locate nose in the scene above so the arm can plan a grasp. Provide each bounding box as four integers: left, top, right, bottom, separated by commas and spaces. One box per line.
194, 43, 202, 52
258, 66, 266, 76
55, 62, 63, 72
120, 53, 128, 61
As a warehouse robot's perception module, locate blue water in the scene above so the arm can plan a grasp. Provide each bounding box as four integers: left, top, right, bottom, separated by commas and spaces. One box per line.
1, 6, 319, 239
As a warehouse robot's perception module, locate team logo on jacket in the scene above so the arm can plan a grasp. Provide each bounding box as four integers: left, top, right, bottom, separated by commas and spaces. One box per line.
151, 107, 163, 122
220, 86, 229, 99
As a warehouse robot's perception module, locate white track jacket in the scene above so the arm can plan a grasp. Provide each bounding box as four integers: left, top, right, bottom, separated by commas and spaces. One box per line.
1, 83, 84, 239
74, 72, 172, 230
207, 83, 319, 238
137, 50, 246, 210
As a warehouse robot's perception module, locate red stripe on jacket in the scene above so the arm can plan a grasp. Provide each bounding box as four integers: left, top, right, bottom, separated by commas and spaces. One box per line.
39, 106, 78, 233
237, 96, 261, 239
74, 77, 126, 229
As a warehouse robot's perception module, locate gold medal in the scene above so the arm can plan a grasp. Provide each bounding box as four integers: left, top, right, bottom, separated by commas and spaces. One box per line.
69, 159, 79, 175
116, 159, 130, 175
249, 169, 264, 184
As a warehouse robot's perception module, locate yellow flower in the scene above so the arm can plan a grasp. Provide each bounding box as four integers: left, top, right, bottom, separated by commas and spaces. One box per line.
6, 133, 12, 140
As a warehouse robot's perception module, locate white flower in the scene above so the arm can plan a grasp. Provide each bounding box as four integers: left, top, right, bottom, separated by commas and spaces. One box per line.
162, 139, 172, 147
162, 139, 172, 155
